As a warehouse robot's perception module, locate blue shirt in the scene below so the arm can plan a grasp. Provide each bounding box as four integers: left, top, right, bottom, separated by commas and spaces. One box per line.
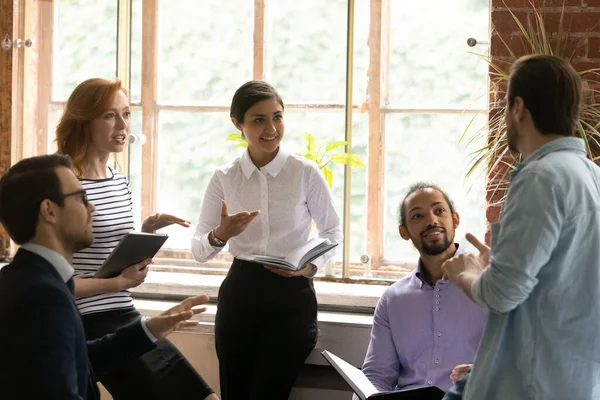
465, 137, 600, 399
359, 245, 487, 396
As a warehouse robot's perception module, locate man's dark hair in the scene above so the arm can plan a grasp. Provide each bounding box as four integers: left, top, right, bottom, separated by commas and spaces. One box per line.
398, 182, 455, 227
230, 80, 284, 123
0, 154, 73, 244
508, 54, 581, 136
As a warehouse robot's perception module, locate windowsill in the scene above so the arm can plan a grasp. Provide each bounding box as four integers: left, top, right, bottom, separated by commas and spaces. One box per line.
0, 260, 396, 310
131, 267, 393, 310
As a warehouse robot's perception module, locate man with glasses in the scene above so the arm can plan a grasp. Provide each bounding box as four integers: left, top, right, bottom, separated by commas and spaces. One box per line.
0, 154, 209, 400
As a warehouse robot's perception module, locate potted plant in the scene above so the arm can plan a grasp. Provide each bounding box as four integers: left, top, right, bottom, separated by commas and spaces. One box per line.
463, 4, 600, 205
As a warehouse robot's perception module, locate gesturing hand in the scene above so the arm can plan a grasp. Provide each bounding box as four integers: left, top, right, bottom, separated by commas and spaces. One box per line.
145, 294, 210, 339
213, 200, 260, 242
466, 233, 490, 265
441, 233, 490, 298
142, 213, 191, 233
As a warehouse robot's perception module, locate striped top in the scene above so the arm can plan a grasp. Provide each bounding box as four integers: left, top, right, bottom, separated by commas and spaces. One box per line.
72, 168, 136, 315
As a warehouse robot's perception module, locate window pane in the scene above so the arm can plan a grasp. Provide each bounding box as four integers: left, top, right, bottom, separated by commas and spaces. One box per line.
156, 111, 235, 249
282, 110, 368, 274
389, 0, 490, 108
157, 0, 253, 104
268, 0, 348, 103
47, 104, 63, 154
353, 0, 370, 106
383, 113, 487, 263
154, 109, 367, 273
130, 0, 143, 104
347, 112, 369, 265
52, 0, 118, 101
128, 110, 143, 228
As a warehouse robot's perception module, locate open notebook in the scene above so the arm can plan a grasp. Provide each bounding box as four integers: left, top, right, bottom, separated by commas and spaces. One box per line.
236, 238, 337, 271
322, 350, 445, 400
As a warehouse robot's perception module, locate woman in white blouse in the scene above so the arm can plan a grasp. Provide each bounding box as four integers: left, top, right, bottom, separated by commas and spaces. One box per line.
192, 80, 342, 399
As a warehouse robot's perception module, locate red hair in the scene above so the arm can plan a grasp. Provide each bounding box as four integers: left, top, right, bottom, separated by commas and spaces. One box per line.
55, 78, 129, 176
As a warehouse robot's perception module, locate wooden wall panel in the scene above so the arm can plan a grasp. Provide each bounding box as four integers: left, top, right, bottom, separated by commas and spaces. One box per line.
0, 0, 15, 260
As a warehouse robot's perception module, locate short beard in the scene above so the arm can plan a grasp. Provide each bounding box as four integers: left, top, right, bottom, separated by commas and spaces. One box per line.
420, 233, 452, 256
57, 230, 94, 255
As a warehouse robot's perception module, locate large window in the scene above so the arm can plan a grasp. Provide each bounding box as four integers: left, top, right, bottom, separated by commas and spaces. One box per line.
15, 0, 490, 281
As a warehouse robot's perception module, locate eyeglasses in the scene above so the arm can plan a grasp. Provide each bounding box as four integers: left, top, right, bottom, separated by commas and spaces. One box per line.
61, 190, 89, 207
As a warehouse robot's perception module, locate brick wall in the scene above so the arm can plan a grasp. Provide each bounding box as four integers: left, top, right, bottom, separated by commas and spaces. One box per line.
487, 0, 600, 226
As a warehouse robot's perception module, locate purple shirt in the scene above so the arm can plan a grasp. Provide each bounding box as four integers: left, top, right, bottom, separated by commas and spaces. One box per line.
359, 245, 487, 394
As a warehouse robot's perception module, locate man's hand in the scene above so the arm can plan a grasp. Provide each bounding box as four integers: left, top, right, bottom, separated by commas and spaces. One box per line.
264, 263, 317, 278
142, 213, 191, 233
213, 200, 260, 242
450, 363, 471, 384
145, 295, 210, 339
441, 233, 490, 299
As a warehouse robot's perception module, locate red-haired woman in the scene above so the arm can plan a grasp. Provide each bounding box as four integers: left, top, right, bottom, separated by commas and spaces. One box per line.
56, 78, 218, 400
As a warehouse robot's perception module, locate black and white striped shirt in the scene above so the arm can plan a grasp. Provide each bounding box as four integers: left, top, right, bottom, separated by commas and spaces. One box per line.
72, 168, 136, 315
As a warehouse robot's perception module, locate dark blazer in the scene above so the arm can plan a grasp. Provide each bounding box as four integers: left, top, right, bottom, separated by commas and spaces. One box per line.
0, 248, 156, 400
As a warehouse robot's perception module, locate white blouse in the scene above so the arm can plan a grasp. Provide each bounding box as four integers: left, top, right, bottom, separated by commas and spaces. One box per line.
191, 147, 342, 269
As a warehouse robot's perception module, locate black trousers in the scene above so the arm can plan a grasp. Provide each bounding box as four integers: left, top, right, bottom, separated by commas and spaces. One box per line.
82, 308, 214, 400
215, 258, 318, 400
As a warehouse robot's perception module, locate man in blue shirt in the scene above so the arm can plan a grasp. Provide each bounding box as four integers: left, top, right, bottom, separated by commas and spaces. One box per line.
356, 183, 486, 398
442, 55, 600, 399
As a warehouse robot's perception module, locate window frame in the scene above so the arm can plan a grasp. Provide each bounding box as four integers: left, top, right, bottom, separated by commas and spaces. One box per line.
15, 0, 489, 284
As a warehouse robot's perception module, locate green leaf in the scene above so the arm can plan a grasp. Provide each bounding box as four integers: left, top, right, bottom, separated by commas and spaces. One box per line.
226, 133, 245, 142
325, 141, 348, 153
322, 167, 333, 188
304, 132, 317, 153
234, 142, 248, 149
329, 153, 365, 168
303, 152, 320, 163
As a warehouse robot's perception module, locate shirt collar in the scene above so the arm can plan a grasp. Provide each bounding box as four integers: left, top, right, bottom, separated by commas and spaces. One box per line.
511, 137, 586, 179
414, 243, 463, 288
20, 243, 74, 283
240, 146, 290, 179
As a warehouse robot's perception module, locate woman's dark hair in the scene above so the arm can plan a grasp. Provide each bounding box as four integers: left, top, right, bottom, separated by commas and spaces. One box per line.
0, 154, 73, 244
230, 80, 284, 123
508, 54, 581, 136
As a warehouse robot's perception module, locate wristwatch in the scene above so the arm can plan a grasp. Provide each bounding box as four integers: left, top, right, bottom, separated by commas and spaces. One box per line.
210, 229, 227, 247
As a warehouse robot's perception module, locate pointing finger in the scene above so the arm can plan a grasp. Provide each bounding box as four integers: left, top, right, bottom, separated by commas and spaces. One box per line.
465, 233, 489, 254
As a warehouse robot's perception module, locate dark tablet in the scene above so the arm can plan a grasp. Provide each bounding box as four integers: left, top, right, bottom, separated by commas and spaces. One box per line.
94, 232, 169, 278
